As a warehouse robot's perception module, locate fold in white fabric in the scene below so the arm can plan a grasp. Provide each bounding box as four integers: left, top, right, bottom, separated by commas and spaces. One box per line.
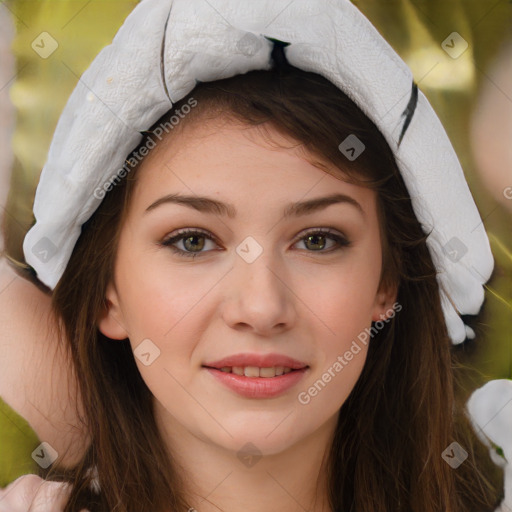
22, 0, 493, 344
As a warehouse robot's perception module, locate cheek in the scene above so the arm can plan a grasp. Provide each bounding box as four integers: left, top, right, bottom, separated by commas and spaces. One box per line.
115, 252, 209, 395
115, 244, 215, 340
305, 245, 381, 399
297, 270, 374, 413
313, 253, 382, 338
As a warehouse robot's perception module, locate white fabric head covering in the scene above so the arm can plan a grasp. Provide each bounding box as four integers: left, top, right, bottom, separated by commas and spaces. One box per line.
22, 0, 493, 344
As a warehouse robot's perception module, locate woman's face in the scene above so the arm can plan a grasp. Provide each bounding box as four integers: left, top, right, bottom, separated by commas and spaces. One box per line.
99, 117, 396, 457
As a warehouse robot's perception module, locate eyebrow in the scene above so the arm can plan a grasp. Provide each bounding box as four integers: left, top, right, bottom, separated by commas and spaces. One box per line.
145, 192, 365, 218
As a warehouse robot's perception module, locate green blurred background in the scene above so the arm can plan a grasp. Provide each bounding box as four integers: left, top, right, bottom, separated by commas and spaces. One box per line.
1, 0, 511, 384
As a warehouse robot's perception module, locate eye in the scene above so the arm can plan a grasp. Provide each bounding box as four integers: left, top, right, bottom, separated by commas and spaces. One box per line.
293, 228, 350, 253
160, 227, 351, 259
160, 229, 219, 259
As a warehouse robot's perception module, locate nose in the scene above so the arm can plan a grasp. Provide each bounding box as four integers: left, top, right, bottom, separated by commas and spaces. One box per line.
220, 247, 297, 337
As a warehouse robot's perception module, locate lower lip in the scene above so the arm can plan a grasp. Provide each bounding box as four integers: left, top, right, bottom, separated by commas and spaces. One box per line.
204, 367, 308, 398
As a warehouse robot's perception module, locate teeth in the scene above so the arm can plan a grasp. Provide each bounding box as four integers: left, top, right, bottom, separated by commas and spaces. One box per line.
244, 366, 260, 377
217, 366, 295, 377
259, 367, 276, 378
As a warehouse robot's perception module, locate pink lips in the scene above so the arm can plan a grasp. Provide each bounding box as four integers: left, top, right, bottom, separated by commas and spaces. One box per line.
202, 353, 309, 399
203, 353, 308, 370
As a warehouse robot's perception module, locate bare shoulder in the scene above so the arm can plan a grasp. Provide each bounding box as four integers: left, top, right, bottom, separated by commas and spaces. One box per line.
0, 256, 90, 467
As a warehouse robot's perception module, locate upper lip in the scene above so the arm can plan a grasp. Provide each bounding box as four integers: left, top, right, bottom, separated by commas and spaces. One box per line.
203, 353, 309, 370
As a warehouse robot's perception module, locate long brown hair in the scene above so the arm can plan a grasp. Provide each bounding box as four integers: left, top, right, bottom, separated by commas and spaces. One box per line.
28, 58, 503, 511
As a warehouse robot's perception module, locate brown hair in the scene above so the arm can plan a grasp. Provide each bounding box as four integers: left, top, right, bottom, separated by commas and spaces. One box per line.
28, 58, 503, 511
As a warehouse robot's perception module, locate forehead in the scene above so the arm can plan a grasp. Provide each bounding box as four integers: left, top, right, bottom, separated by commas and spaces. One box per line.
131, 117, 377, 215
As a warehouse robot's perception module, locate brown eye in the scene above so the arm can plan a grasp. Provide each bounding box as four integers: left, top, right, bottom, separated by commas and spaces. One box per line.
304, 233, 328, 251
161, 227, 350, 259
161, 229, 218, 258
295, 229, 350, 253
182, 234, 206, 252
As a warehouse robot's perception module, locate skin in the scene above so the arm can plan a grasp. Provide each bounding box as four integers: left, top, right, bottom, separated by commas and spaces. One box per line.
99, 117, 397, 512
0, 475, 75, 512
0, 257, 89, 472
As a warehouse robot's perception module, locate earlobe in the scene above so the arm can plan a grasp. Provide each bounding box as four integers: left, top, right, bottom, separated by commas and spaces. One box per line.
97, 282, 129, 340
371, 280, 399, 322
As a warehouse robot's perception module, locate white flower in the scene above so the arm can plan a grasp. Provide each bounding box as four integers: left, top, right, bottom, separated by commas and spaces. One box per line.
467, 379, 512, 512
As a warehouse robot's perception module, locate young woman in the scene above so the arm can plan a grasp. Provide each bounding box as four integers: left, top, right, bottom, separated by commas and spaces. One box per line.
1, 0, 505, 510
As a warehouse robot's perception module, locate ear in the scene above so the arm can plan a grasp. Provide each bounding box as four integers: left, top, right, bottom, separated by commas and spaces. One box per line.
371, 276, 399, 322
97, 282, 129, 340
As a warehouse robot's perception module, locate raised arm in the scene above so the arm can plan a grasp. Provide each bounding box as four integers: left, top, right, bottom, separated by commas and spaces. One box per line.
0, 256, 90, 475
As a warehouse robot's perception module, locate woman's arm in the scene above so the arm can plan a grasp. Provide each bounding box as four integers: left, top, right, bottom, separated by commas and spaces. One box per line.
0, 256, 90, 470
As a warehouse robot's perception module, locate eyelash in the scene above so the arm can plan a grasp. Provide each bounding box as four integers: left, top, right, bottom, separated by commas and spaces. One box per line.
160, 228, 351, 259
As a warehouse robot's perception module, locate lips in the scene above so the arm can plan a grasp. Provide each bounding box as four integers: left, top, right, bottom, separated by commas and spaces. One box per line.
203, 353, 308, 371
204, 366, 308, 398
202, 353, 310, 398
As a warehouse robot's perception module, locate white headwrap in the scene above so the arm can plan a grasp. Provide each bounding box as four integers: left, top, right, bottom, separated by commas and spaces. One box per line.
22, 0, 493, 344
